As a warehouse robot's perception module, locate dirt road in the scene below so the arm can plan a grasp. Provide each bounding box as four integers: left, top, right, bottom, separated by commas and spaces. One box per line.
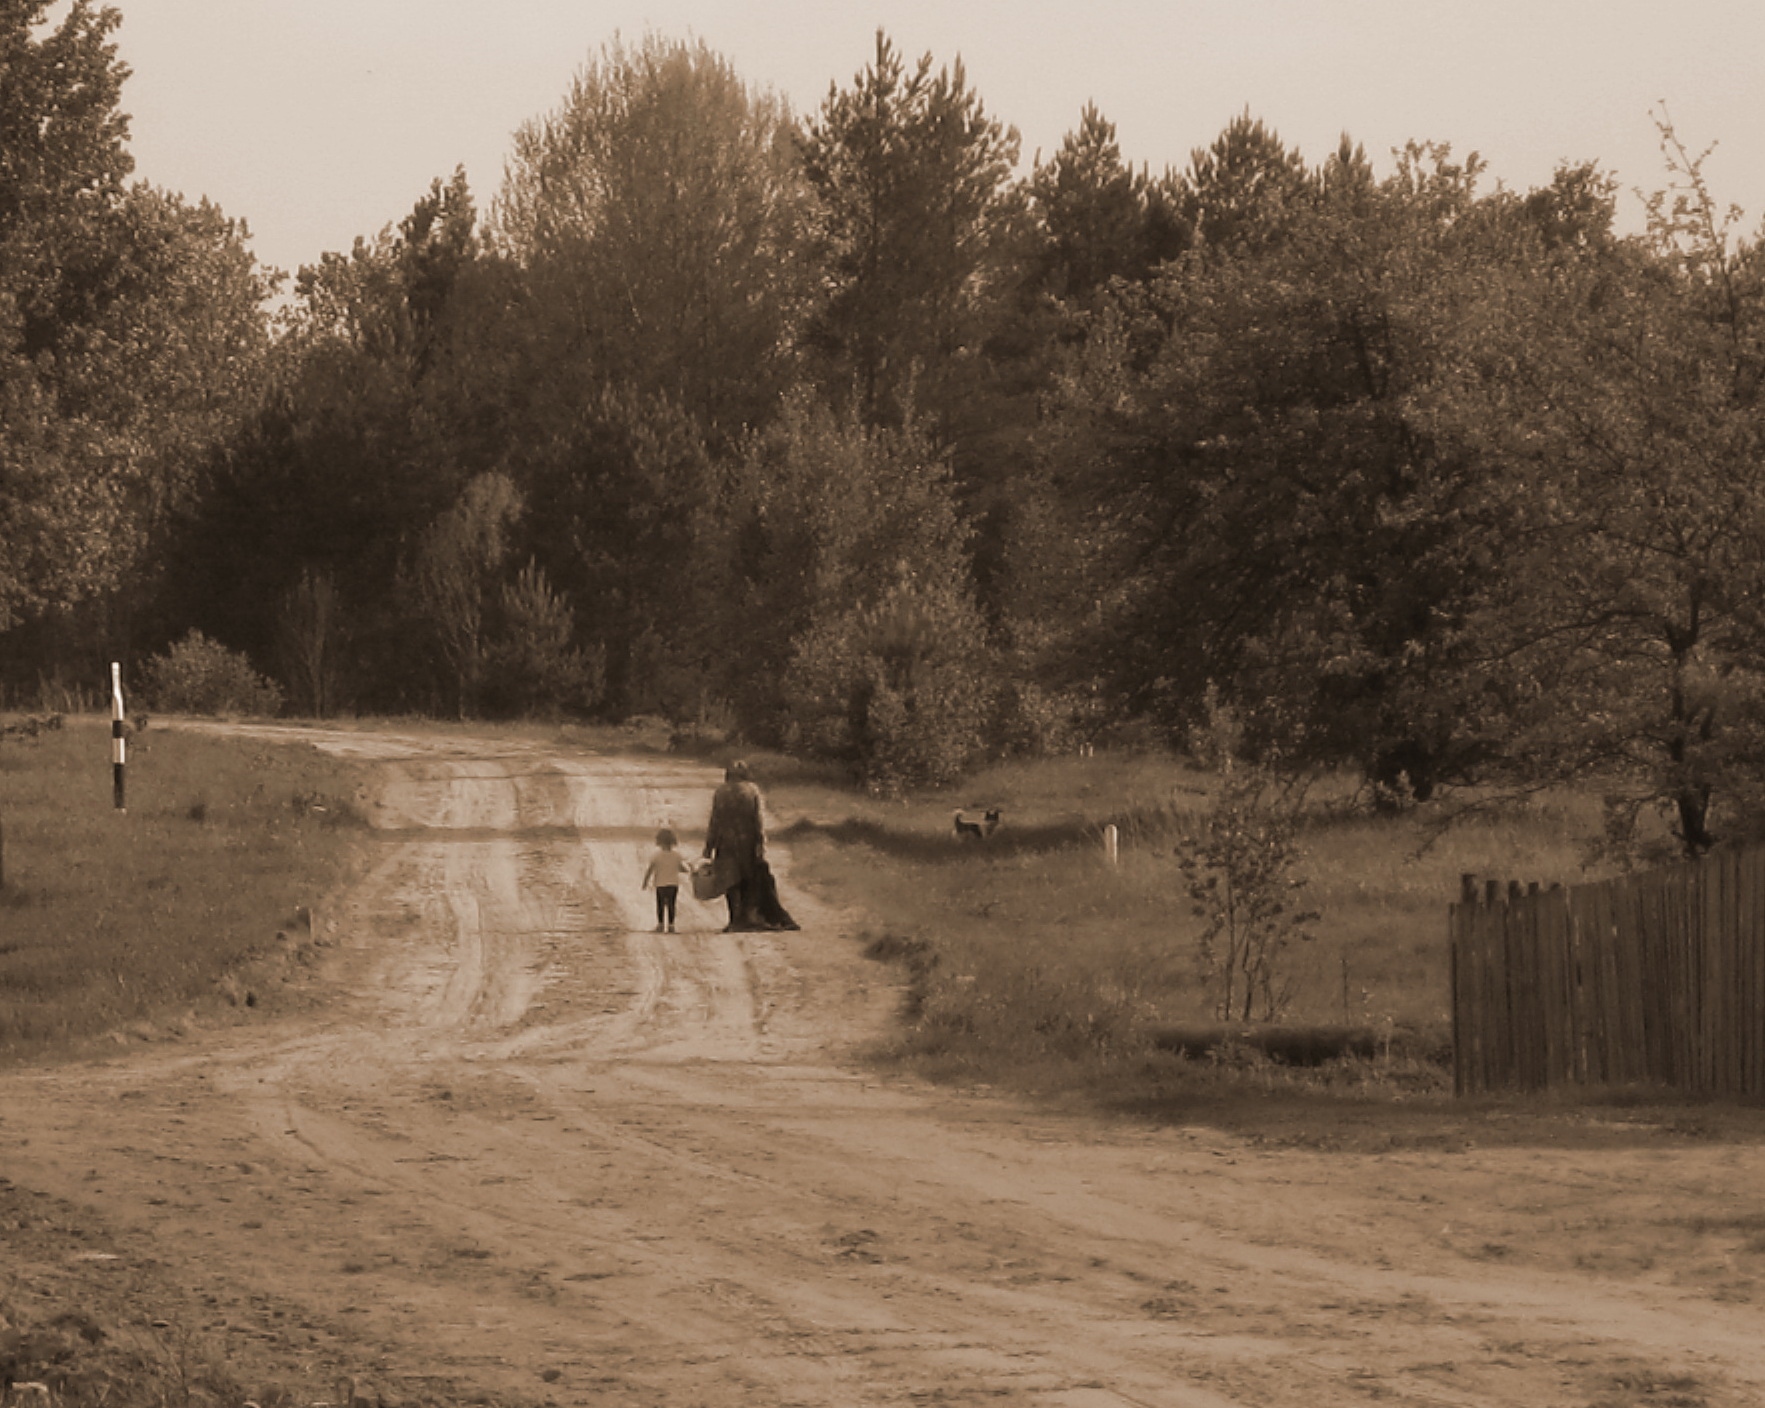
3, 726, 1764, 1407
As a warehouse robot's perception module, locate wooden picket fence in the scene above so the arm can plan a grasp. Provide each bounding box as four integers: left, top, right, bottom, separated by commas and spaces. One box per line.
1449, 846, 1765, 1097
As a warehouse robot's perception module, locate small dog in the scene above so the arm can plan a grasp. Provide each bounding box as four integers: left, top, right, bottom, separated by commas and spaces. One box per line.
952, 807, 1001, 841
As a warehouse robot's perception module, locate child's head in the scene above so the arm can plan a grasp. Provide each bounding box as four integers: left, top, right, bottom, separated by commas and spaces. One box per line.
656, 826, 677, 849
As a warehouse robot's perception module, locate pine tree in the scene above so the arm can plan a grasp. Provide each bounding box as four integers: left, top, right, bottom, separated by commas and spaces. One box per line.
800, 31, 1024, 428
1028, 103, 1179, 305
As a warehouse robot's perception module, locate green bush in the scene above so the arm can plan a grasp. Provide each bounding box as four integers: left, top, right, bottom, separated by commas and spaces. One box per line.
785, 574, 991, 794
988, 677, 1099, 758
142, 630, 284, 717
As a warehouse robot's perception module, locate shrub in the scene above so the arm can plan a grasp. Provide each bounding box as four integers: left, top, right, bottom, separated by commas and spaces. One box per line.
142, 630, 284, 717
784, 573, 992, 794
987, 677, 1101, 758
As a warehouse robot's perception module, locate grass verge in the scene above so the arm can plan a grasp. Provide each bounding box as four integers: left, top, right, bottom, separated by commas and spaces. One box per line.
757, 747, 1640, 1109
0, 714, 369, 1062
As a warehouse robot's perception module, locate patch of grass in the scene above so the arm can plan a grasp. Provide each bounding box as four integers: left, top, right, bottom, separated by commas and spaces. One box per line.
766, 748, 1628, 1099
1586, 1367, 1710, 1408
0, 714, 369, 1061
1676, 1211, 1765, 1238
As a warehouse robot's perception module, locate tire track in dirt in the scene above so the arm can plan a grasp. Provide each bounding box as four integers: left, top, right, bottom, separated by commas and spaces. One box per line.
2, 724, 1763, 1407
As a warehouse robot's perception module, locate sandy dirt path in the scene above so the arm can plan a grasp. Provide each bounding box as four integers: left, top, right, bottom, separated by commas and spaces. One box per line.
3, 725, 1764, 1407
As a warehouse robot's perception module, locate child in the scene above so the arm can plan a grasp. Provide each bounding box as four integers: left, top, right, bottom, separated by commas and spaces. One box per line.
641, 826, 688, 933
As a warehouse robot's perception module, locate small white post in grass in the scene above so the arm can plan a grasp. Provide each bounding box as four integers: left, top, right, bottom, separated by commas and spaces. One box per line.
110, 662, 126, 811
1104, 823, 1119, 868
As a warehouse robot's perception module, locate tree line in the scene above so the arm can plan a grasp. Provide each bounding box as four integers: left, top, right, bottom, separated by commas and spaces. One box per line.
5, 4, 1764, 849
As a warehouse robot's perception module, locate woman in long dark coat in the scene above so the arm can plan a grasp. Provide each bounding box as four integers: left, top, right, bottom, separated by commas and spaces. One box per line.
702, 760, 796, 932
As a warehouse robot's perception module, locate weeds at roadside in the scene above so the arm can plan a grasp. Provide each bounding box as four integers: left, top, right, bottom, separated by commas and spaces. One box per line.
860, 931, 939, 1019
1586, 1367, 1710, 1408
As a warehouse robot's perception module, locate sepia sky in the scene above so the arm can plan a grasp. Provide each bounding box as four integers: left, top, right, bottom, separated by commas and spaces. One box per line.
108, 0, 1763, 277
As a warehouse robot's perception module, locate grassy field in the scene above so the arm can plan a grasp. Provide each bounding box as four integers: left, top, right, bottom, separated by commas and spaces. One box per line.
755, 747, 1638, 1096
0, 714, 368, 1061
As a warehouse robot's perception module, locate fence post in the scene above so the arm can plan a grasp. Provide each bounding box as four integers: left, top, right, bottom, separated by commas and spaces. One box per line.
1103, 823, 1119, 868
1451, 874, 1479, 1096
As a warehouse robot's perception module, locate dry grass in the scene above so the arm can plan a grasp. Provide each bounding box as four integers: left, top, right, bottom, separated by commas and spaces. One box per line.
0, 714, 368, 1060
763, 747, 1635, 1096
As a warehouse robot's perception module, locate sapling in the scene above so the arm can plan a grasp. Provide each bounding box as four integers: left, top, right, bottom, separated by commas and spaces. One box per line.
1174, 690, 1319, 1022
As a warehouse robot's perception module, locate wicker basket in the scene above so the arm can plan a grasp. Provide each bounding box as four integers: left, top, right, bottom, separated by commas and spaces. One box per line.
689, 860, 722, 902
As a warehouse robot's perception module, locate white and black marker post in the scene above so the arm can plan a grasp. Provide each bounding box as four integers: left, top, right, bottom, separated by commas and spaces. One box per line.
110, 662, 126, 811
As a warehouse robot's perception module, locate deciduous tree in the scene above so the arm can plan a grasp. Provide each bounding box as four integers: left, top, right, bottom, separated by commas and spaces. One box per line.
411, 471, 522, 718
0, 2, 271, 641
509, 386, 716, 718
496, 34, 812, 445
1028, 135, 1535, 793
166, 174, 488, 704
1431, 124, 1765, 853
712, 392, 977, 741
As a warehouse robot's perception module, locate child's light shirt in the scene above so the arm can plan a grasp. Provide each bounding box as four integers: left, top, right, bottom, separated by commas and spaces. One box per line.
644, 847, 689, 889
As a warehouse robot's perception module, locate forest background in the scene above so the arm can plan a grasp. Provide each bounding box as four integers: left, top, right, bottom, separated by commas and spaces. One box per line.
6, 0, 1765, 858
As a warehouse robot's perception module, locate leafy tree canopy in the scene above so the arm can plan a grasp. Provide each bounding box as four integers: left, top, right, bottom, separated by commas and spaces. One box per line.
496, 33, 812, 444
0, 1, 271, 636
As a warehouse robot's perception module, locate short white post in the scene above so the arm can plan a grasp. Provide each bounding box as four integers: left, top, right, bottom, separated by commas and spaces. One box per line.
110, 662, 126, 811
1104, 823, 1119, 868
